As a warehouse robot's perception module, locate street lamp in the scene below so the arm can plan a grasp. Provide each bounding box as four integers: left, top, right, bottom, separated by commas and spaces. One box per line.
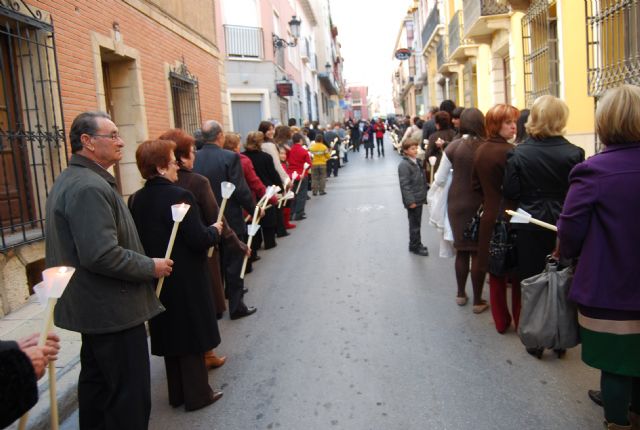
272, 16, 302, 49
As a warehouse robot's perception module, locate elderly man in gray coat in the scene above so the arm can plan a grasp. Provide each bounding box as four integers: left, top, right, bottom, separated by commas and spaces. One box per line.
45, 111, 173, 429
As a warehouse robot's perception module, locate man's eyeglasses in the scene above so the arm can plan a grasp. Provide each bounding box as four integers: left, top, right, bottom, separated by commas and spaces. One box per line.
91, 132, 122, 141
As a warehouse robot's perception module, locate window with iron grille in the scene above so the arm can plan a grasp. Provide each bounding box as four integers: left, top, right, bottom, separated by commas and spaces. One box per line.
522, 0, 559, 108
0, 2, 67, 251
169, 63, 201, 136
585, 0, 640, 97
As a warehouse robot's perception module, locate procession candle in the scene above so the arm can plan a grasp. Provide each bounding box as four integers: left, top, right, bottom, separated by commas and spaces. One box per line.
505, 209, 558, 232
240, 224, 261, 279
428, 156, 437, 184
156, 203, 190, 297
295, 163, 310, 194
19, 267, 76, 430
208, 182, 236, 257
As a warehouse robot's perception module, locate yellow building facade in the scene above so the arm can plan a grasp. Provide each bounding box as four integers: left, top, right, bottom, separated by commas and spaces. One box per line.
419, 0, 630, 155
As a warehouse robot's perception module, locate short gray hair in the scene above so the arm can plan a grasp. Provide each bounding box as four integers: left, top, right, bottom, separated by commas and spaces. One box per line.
69, 111, 111, 153
201, 120, 223, 143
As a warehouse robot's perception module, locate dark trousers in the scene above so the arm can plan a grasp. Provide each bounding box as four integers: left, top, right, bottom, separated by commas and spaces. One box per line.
164, 354, 213, 410
326, 159, 339, 177
365, 145, 373, 158
275, 207, 287, 236
79, 324, 150, 430
219, 240, 247, 315
407, 205, 423, 249
376, 136, 385, 156
292, 177, 308, 219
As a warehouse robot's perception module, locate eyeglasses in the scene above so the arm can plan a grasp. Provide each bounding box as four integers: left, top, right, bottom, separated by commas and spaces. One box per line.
91, 132, 121, 141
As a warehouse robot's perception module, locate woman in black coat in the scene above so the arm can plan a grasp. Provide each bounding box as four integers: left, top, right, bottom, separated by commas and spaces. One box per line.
129, 139, 223, 411
503, 95, 584, 357
243, 131, 283, 250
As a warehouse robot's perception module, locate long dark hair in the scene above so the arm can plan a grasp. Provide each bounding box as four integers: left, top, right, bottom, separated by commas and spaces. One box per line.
459, 108, 486, 139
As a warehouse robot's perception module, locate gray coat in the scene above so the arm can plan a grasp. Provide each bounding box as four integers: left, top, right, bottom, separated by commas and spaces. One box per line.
398, 156, 427, 208
45, 154, 164, 334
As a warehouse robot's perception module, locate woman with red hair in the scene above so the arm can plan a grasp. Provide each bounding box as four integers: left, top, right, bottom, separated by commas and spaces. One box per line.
471, 104, 520, 332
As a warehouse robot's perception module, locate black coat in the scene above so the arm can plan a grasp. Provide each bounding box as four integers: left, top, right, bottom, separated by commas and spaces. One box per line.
242, 149, 283, 188
0, 341, 37, 428
503, 136, 585, 229
129, 177, 221, 356
193, 143, 255, 236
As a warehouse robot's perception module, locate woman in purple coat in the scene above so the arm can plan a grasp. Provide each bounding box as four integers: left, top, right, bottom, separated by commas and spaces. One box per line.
558, 84, 640, 430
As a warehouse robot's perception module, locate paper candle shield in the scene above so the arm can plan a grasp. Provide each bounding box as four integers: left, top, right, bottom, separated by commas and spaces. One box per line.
42, 266, 75, 299
247, 224, 261, 237
33, 282, 48, 305
428, 156, 437, 166
221, 181, 236, 198
292, 171, 299, 181
303, 162, 310, 170
171, 203, 190, 222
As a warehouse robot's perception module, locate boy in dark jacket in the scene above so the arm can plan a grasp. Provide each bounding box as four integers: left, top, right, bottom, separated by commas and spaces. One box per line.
398, 139, 429, 256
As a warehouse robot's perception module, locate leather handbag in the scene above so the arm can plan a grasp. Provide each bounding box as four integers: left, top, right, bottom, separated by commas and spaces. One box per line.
488, 217, 514, 276
463, 206, 482, 242
518, 259, 580, 350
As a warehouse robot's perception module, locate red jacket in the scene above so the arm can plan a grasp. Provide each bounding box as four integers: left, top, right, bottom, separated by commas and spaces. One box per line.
374, 122, 385, 138
239, 153, 265, 200
287, 143, 312, 177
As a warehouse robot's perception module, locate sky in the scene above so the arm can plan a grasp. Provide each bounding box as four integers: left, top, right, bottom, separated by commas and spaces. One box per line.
328, 0, 410, 112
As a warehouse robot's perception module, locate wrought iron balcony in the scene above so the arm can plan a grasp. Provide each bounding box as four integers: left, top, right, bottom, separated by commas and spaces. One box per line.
463, 0, 510, 38
224, 25, 264, 59
437, 38, 446, 70
422, 6, 441, 49
448, 10, 477, 62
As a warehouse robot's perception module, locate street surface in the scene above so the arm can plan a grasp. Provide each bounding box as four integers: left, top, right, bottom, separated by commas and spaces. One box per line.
63, 138, 602, 429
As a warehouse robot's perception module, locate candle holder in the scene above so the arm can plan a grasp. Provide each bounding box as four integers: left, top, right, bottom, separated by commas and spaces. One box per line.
208, 182, 235, 257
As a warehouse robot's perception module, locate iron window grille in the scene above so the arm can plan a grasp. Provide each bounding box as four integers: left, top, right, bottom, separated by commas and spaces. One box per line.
169, 62, 201, 136
0, 0, 67, 252
522, 0, 560, 108
585, 0, 640, 97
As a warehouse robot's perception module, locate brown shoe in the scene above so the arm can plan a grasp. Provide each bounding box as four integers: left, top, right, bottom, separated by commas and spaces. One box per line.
204, 350, 227, 369
473, 300, 489, 314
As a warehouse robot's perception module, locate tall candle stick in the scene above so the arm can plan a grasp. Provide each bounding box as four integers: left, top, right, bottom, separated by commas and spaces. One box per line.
240, 224, 261, 279
156, 203, 190, 297
208, 182, 235, 257
428, 156, 437, 184
19, 266, 75, 430
295, 163, 310, 194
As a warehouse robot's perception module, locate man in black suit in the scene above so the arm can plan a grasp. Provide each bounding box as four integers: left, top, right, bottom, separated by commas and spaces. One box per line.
193, 120, 258, 320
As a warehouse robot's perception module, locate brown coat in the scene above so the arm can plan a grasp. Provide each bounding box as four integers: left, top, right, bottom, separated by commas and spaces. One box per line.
445, 137, 484, 251
175, 168, 248, 314
471, 137, 517, 271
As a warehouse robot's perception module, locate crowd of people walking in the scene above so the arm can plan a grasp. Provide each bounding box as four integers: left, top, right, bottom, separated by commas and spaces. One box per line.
396, 85, 640, 430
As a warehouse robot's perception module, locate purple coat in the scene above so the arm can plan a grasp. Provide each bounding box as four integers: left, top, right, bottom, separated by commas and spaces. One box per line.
557, 143, 640, 311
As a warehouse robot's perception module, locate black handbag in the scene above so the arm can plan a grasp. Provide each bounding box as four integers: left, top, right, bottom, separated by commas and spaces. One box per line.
463, 206, 482, 242
488, 218, 517, 276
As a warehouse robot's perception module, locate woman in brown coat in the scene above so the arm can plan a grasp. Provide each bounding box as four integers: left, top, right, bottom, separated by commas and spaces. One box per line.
444, 108, 486, 309
471, 104, 520, 331
159, 129, 249, 368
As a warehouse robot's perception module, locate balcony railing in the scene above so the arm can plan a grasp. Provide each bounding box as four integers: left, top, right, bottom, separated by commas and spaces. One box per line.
437, 38, 446, 69
224, 25, 264, 59
422, 6, 441, 48
449, 11, 463, 57
463, 0, 510, 38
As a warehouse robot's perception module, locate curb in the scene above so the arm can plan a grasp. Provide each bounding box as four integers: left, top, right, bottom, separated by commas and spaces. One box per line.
8, 356, 80, 430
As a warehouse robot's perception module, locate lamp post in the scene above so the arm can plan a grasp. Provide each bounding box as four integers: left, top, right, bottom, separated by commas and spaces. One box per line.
272, 15, 302, 49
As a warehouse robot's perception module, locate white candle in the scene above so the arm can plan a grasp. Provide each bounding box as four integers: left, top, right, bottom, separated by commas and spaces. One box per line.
157, 204, 191, 297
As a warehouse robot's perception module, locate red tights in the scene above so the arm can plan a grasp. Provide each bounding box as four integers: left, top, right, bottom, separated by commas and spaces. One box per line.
489, 274, 521, 334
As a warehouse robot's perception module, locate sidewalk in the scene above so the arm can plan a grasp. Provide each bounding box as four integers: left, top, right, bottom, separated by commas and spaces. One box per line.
1, 297, 82, 430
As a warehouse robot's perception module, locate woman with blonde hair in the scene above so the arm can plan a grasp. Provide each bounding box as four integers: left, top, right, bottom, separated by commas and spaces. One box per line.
503, 95, 584, 357
558, 84, 640, 429
471, 104, 520, 328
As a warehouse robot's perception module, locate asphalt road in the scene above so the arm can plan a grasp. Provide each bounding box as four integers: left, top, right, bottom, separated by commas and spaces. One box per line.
63, 138, 603, 430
